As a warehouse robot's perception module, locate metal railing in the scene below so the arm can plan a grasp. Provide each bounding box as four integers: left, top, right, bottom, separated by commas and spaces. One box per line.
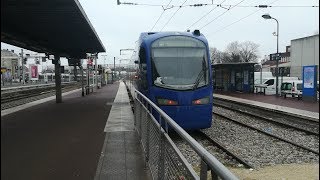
126, 80, 238, 180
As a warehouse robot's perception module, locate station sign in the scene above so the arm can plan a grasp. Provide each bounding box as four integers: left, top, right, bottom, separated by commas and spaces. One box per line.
269, 53, 281, 61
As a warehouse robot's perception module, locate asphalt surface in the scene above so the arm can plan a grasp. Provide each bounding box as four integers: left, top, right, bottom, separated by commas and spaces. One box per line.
1, 82, 120, 180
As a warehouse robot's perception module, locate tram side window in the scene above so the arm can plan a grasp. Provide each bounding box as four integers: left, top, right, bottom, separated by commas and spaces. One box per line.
139, 47, 146, 64
139, 46, 148, 90
264, 79, 274, 86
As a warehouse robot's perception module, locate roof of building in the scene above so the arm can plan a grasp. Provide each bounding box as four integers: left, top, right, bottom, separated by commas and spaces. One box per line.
291, 34, 319, 42
1, 49, 19, 58
1, 0, 105, 59
212, 62, 257, 66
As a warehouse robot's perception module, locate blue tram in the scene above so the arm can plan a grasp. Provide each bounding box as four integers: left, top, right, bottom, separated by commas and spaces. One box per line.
134, 30, 213, 130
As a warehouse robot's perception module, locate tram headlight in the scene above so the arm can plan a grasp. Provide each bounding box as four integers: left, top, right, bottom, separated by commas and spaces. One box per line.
192, 97, 210, 105
157, 98, 178, 106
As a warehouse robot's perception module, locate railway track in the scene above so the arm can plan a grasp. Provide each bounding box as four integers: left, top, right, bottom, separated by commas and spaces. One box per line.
1, 89, 54, 103
194, 131, 255, 169
1, 83, 79, 103
212, 111, 319, 155
213, 99, 319, 136
1, 83, 81, 111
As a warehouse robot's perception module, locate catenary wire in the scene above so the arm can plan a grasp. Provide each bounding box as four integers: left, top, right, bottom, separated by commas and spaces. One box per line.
185, 0, 226, 31
206, 0, 281, 37
160, 0, 188, 32
119, 1, 318, 8
150, 0, 174, 31
199, 0, 246, 30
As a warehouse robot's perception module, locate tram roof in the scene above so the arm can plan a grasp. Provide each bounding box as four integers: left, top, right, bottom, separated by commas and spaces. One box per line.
140, 31, 206, 40
1, 0, 105, 59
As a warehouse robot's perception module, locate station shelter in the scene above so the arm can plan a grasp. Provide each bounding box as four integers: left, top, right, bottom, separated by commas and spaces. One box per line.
212, 62, 256, 93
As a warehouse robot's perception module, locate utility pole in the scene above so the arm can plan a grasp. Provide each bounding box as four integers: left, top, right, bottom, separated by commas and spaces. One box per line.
20, 49, 25, 85
79, 63, 85, 97
101, 55, 107, 86
94, 53, 98, 89
113, 57, 116, 82
73, 64, 77, 81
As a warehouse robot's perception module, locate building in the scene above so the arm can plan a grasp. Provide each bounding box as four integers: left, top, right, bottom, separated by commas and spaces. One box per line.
212, 62, 256, 93
290, 34, 319, 80
1, 49, 19, 81
262, 34, 319, 80
262, 45, 291, 77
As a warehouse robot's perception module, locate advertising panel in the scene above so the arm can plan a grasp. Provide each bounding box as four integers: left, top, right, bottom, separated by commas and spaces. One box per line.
29, 64, 39, 80
302, 65, 317, 101
303, 66, 314, 88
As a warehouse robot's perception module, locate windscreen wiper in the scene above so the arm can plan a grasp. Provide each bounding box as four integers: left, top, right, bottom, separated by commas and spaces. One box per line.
192, 57, 208, 90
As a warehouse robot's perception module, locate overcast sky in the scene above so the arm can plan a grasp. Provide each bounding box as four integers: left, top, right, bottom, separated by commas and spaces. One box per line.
1, 0, 319, 66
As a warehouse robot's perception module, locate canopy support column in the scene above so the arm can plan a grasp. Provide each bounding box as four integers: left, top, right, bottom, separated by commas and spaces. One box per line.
54, 55, 62, 103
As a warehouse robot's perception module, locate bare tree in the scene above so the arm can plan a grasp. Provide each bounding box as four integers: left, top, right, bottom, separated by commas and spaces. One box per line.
210, 41, 260, 63
210, 47, 223, 64
239, 41, 260, 62
225, 41, 241, 63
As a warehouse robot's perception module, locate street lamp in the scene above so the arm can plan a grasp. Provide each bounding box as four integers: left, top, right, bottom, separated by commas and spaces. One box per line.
262, 13, 280, 97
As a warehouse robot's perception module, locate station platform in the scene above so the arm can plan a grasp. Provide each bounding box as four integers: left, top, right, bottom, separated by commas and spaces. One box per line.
94, 82, 150, 180
1, 81, 149, 180
214, 92, 319, 121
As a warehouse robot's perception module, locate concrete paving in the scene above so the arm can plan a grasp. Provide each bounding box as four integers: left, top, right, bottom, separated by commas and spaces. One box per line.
104, 82, 134, 132
95, 82, 150, 180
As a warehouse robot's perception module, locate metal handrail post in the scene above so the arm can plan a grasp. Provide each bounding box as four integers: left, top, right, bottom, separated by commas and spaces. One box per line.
158, 130, 165, 180
146, 107, 151, 163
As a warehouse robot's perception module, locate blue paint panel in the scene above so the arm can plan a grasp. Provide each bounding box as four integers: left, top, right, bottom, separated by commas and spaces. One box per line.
243, 84, 251, 92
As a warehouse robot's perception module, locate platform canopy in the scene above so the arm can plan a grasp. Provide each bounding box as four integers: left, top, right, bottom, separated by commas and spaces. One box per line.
1, 0, 105, 59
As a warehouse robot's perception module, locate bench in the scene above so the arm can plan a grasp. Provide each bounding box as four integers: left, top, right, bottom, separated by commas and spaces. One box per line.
254, 84, 267, 95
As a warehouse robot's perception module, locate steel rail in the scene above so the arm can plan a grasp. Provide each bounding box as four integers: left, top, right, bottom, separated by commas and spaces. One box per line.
1, 84, 78, 104
213, 96, 318, 122
213, 100, 319, 136
196, 131, 255, 169
213, 112, 319, 155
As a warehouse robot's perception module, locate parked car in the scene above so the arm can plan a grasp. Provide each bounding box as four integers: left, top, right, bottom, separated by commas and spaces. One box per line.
280, 80, 302, 98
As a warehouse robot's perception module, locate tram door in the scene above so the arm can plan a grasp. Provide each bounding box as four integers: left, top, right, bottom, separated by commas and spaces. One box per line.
235, 71, 243, 92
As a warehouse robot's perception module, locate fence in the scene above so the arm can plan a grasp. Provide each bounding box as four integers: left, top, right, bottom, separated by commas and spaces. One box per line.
125, 79, 238, 180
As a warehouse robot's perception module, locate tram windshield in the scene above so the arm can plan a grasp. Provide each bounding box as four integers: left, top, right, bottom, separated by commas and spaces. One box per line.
151, 36, 209, 90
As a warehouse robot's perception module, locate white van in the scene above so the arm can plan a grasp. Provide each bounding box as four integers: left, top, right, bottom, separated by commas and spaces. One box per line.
262, 77, 300, 95
280, 80, 303, 98
254, 72, 273, 85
